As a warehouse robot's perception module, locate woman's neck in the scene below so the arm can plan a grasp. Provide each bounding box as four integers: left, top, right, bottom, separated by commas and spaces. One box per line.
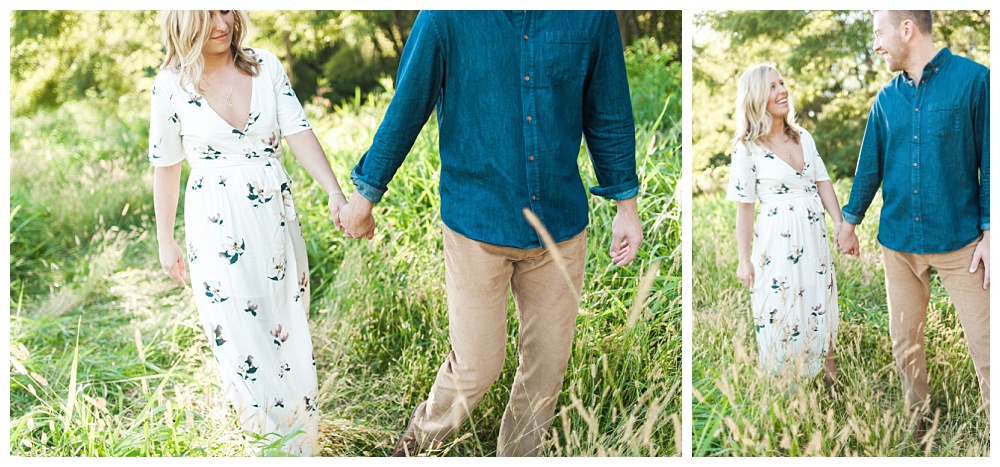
203, 51, 232, 73
768, 118, 787, 141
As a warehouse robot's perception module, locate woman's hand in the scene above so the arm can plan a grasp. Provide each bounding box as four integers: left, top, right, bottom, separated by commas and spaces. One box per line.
159, 239, 187, 287
736, 259, 755, 289
328, 192, 348, 231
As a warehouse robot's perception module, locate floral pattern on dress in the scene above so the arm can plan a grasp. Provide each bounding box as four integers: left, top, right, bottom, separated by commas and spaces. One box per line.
147, 47, 319, 456
726, 130, 839, 378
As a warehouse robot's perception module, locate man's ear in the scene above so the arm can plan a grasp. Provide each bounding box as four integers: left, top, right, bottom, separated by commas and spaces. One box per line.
900, 19, 915, 43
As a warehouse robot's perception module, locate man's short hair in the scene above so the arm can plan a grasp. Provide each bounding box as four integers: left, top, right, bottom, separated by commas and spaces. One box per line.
875, 10, 934, 36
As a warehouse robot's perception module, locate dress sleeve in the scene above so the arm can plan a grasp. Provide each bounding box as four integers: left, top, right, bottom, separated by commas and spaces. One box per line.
807, 131, 831, 182
725, 141, 756, 203
263, 49, 311, 138
148, 72, 185, 167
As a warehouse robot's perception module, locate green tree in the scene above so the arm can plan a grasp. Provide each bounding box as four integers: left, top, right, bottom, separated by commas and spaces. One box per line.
692, 10, 990, 189
9, 10, 162, 117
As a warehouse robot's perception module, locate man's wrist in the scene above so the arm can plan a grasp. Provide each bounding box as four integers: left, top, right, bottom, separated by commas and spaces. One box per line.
350, 190, 376, 210
615, 196, 638, 211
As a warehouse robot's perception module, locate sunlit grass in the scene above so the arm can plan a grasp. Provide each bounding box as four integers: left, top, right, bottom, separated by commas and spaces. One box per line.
692, 181, 990, 457
9, 54, 681, 455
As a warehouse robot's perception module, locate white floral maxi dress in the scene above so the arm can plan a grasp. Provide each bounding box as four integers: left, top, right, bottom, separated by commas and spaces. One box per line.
148, 48, 318, 455
726, 130, 838, 379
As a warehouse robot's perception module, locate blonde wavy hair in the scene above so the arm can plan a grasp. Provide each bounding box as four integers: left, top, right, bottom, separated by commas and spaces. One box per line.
159, 10, 260, 95
732, 63, 801, 151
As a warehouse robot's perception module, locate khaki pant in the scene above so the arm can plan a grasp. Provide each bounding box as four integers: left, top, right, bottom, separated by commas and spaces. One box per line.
406, 224, 588, 456
881, 239, 990, 417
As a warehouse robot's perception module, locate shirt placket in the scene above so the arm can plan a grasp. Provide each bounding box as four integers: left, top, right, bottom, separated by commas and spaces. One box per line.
520, 12, 543, 237
909, 74, 925, 251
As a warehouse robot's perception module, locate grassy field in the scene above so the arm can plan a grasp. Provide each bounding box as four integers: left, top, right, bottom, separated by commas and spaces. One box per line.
691, 182, 990, 456
8, 54, 681, 455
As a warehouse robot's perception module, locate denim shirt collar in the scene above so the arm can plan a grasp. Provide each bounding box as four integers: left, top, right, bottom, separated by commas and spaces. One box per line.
901, 47, 952, 86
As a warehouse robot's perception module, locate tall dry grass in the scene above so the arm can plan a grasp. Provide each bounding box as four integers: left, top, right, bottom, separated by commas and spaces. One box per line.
692, 182, 990, 456
9, 40, 681, 456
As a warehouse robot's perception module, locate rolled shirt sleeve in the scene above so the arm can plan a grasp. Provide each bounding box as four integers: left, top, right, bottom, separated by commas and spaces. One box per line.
584, 11, 639, 201
350, 11, 445, 203
974, 70, 990, 231
841, 102, 885, 226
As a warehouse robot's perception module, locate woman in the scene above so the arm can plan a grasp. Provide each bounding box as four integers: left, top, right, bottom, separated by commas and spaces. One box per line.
150, 10, 346, 455
725, 63, 843, 385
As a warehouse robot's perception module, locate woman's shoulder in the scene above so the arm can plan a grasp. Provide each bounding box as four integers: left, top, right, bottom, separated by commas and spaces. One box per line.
152, 67, 185, 95
153, 67, 181, 84
797, 127, 815, 144
245, 47, 278, 66
732, 139, 761, 158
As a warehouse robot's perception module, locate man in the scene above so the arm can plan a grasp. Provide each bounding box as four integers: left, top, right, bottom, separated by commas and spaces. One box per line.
838, 10, 990, 427
337, 11, 643, 456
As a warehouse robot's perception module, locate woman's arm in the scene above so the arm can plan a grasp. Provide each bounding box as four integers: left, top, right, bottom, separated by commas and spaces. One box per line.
153, 163, 186, 286
284, 129, 349, 229
816, 180, 845, 250
735, 202, 756, 288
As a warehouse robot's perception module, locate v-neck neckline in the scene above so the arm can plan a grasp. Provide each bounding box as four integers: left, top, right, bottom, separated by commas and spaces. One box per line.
762, 141, 805, 174
203, 72, 255, 132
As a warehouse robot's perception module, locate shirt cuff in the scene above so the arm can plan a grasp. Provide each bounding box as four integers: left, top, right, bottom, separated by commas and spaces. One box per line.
842, 209, 864, 226
981, 221, 990, 231
589, 181, 639, 200
350, 166, 387, 204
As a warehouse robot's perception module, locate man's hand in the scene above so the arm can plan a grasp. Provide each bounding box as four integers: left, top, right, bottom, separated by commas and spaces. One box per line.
837, 222, 860, 258
610, 197, 642, 267
339, 191, 376, 240
970, 230, 990, 289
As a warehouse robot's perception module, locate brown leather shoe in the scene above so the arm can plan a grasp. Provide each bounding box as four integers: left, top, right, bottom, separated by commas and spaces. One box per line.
393, 428, 421, 457
393, 402, 426, 457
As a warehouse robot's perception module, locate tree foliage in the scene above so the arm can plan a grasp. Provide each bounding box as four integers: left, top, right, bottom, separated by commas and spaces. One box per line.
692, 10, 990, 187
10, 10, 680, 119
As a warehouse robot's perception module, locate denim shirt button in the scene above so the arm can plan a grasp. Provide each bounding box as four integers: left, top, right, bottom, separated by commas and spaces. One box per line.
529, 155, 535, 161
526, 115, 532, 122
914, 107, 919, 112
524, 75, 530, 81
523, 34, 529, 40
532, 195, 537, 200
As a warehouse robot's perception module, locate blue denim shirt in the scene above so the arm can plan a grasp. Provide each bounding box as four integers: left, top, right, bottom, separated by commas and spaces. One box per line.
843, 48, 990, 254
350, 11, 638, 249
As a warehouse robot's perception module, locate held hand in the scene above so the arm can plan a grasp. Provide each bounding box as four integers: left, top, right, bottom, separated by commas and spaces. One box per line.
158, 239, 187, 287
837, 222, 860, 258
339, 191, 376, 240
970, 231, 990, 289
736, 259, 755, 289
328, 192, 348, 231
610, 198, 643, 267
833, 222, 842, 251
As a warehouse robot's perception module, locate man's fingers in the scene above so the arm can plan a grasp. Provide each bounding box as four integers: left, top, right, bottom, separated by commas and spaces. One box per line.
969, 250, 982, 273
609, 235, 625, 256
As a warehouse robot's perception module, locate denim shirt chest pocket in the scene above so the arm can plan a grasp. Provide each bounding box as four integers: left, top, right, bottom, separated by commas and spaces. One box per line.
543, 31, 590, 84
923, 100, 961, 140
